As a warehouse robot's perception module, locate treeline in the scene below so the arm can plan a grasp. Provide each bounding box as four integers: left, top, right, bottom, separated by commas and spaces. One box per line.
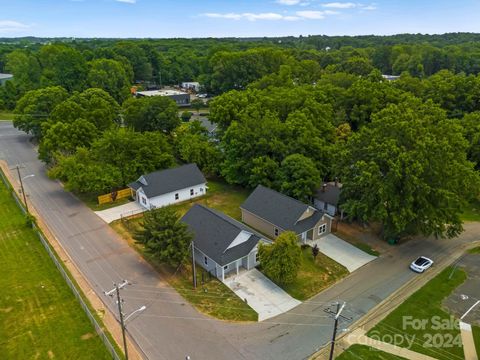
3, 33, 480, 110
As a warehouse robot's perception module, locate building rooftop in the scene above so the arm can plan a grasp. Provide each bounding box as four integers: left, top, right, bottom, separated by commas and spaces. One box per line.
181, 204, 262, 266
315, 182, 342, 206
136, 89, 188, 97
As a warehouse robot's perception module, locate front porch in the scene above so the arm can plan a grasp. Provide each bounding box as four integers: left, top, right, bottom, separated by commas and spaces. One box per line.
218, 252, 257, 282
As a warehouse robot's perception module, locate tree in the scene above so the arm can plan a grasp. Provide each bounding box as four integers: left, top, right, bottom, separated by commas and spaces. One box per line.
134, 207, 193, 267
87, 58, 131, 103
258, 231, 302, 285
339, 98, 480, 240
123, 95, 180, 133
180, 111, 192, 122
278, 154, 321, 202
14, 86, 69, 138
190, 99, 204, 114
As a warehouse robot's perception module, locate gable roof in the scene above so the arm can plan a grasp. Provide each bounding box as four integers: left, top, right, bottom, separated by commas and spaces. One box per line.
181, 204, 262, 266
128, 163, 206, 199
315, 183, 342, 206
241, 185, 325, 234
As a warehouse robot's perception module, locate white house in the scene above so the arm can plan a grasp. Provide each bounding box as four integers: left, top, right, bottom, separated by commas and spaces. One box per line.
128, 164, 206, 210
181, 204, 270, 281
181, 82, 201, 92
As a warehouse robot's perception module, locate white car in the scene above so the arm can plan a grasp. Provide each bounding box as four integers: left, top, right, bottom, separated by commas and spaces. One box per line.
409, 256, 434, 273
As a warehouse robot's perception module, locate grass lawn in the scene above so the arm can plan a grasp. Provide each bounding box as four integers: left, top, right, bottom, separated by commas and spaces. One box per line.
168, 179, 250, 221
262, 246, 349, 301
468, 246, 480, 255
0, 111, 14, 120
333, 230, 380, 257
0, 181, 112, 358
473, 326, 480, 357
75, 191, 132, 211
336, 344, 407, 360
461, 198, 480, 222
367, 267, 467, 360
111, 214, 257, 322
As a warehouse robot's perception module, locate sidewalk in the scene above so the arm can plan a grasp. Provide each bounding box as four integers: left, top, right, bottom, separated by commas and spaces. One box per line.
460, 321, 479, 360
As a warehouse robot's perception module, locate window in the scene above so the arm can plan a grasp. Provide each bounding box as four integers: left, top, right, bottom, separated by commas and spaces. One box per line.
190, 189, 194, 196
318, 223, 327, 235
175, 193, 179, 200
141, 197, 147, 205
255, 252, 259, 263
204, 256, 208, 265
200, 188, 204, 193
274, 228, 279, 237
223, 265, 228, 270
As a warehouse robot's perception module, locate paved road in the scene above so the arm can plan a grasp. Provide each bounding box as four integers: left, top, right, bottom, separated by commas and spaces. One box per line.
1, 121, 478, 360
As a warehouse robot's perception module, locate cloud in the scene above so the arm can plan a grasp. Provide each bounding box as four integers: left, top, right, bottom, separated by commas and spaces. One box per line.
361, 4, 377, 10
115, 0, 136, 3
276, 0, 302, 4
321, 2, 356, 8
0, 20, 30, 33
203, 12, 301, 21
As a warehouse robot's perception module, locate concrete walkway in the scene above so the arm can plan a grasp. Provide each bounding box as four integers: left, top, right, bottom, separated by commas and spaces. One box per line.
310, 234, 377, 272
223, 269, 301, 321
344, 328, 437, 360
94, 201, 145, 223
460, 321, 479, 360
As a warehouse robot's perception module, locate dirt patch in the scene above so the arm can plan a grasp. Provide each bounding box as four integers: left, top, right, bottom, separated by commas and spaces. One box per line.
81, 333, 94, 340
0, 307, 13, 313
47, 350, 54, 359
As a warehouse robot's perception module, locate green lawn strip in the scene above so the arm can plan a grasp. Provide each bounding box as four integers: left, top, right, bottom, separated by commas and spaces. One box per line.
0, 111, 14, 120
0, 183, 112, 359
468, 246, 480, 254
367, 267, 467, 360
74, 191, 132, 211
473, 326, 480, 357
260, 246, 349, 301
111, 219, 257, 322
333, 230, 380, 256
461, 198, 480, 222
336, 344, 407, 360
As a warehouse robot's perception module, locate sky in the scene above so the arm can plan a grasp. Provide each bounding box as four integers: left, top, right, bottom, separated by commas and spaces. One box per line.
1, 0, 480, 38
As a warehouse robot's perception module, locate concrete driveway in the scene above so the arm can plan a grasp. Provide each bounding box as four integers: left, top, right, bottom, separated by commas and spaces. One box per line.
311, 234, 377, 272
95, 201, 145, 223
224, 269, 301, 321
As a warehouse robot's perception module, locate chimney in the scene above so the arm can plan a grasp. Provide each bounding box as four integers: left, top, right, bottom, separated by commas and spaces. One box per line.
334, 177, 339, 187
321, 183, 327, 193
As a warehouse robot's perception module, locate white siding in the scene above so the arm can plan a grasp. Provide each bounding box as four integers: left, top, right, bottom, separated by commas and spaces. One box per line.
137, 183, 206, 210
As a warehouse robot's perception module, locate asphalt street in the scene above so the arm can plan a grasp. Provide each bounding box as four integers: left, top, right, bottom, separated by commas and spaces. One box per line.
0, 121, 478, 360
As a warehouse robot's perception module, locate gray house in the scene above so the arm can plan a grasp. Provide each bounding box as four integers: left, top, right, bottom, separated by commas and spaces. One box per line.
240, 185, 333, 243
313, 181, 343, 219
181, 204, 269, 281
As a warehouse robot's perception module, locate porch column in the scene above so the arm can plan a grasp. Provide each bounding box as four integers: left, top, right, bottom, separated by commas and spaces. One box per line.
221, 267, 224, 282
236, 260, 239, 275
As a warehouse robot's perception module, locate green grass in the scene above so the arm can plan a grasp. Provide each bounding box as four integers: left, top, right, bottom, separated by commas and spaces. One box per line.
75, 191, 132, 211
0, 111, 14, 120
111, 212, 257, 322
333, 230, 380, 256
0, 181, 112, 359
336, 344, 407, 359
461, 198, 480, 222
367, 267, 467, 360
166, 179, 250, 221
468, 246, 480, 254
262, 246, 349, 301
473, 326, 480, 357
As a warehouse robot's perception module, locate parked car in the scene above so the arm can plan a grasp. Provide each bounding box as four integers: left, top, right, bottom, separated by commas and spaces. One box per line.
409, 256, 434, 273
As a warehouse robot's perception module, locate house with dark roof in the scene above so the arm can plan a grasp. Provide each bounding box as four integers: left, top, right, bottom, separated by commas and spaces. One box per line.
181, 204, 269, 281
241, 185, 333, 243
313, 181, 344, 219
128, 164, 206, 210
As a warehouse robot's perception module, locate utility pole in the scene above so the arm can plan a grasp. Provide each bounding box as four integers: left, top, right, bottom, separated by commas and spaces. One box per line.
16, 165, 28, 213
191, 241, 197, 289
324, 302, 349, 360
105, 280, 129, 360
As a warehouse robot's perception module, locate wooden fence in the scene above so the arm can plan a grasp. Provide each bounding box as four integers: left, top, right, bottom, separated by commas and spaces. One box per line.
98, 188, 132, 205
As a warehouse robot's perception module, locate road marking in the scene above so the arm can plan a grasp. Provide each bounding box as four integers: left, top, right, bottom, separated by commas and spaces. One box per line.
461, 300, 480, 320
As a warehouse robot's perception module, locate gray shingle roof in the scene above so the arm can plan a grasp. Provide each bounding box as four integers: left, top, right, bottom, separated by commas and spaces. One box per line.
128, 164, 206, 198
314, 183, 342, 206
241, 185, 324, 234
181, 204, 261, 266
